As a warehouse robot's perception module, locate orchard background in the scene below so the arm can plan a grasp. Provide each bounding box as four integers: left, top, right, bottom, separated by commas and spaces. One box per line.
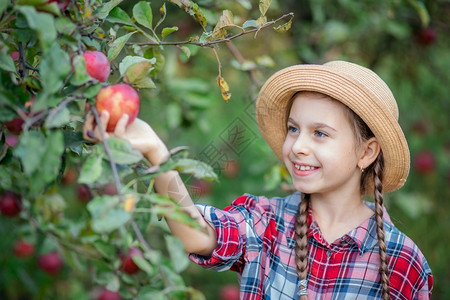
0, 0, 449, 299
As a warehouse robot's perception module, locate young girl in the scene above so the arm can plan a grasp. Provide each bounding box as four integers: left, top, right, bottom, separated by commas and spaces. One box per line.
84, 61, 433, 299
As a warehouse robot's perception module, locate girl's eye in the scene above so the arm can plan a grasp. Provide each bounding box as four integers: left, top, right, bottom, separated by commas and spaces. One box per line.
287, 125, 298, 133
315, 130, 327, 138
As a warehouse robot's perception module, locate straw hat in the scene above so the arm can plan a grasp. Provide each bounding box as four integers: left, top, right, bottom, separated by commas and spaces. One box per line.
256, 61, 410, 193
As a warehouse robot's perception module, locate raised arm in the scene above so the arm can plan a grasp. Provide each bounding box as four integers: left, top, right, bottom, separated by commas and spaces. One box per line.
83, 111, 217, 256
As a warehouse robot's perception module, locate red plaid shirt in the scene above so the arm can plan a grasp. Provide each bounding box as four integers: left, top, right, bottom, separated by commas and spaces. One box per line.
189, 192, 433, 299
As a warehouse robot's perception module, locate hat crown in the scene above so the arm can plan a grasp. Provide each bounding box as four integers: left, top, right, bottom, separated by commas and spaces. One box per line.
324, 61, 399, 120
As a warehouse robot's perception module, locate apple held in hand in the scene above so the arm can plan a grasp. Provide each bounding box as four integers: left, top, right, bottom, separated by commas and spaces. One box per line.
96, 84, 140, 132
83, 51, 111, 82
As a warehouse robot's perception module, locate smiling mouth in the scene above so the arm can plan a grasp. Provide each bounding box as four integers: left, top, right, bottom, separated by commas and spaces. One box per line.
294, 163, 318, 171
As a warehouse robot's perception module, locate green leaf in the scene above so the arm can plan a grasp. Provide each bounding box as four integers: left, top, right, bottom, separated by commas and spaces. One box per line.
88, 196, 131, 233
108, 31, 136, 61
165, 236, 189, 273
17, 6, 57, 51
15, 131, 64, 193
161, 26, 178, 39
45, 107, 70, 129
166, 102, 182, 129
133, 1, 153, 30
39, 43, 71, 95
174, 158, 218, 181
124, 62, 153, 84
408, 0, 430, 27
14, 131, 46, 175
242, 19, 258, 29
105, 137, 143, 164
133, 77, 156, 89
0, 0, 7, 15
107, 7, 134, 26
132, 255, 155, 276
79, 153, 104, 184
94, 0, 123, 19
118, 56, 156, 77
70, 55, 91, 86
0, 54, 17, 74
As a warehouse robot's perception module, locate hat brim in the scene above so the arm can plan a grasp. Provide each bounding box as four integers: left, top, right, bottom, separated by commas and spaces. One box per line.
256, 63, 410, 193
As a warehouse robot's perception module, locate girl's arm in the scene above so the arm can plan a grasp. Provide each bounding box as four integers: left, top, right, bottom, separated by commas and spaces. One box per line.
83, 111, 218, 256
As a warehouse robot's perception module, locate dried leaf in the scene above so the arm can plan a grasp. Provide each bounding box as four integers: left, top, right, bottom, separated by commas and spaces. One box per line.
259, 0, 271, 16
216, 75, 231, 103
256, 15, 267, 27
274, 19, 292, 33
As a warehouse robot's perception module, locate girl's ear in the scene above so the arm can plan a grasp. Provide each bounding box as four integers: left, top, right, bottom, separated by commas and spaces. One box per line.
358, 137, 381, 169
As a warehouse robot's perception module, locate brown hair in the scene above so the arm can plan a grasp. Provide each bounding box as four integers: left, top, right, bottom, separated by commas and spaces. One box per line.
289, 92, 390, 299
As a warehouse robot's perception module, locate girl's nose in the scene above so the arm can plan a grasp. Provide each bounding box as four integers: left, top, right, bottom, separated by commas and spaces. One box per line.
291, 134, 310, 156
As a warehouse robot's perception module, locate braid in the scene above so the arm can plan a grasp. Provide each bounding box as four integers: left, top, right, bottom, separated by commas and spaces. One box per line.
294, 193, 310, 299
373, 155, 390, 300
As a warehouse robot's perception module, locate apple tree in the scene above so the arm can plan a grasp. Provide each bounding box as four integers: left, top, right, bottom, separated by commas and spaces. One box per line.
0, 0, 292, 298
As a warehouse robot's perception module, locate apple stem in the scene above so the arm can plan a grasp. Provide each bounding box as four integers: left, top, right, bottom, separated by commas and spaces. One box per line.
90, 106, 123, 198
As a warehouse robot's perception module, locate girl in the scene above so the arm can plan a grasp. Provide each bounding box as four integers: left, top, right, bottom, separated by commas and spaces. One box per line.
84, 61, 433, 299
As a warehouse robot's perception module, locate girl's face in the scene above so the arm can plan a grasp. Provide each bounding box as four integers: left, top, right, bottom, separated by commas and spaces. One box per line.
282, 93, 363, 197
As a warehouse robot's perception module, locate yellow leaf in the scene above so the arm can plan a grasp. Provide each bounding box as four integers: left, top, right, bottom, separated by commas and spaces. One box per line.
122, 194, 137, 212
210, 10, 234, 40
274, 19, 292, 33
259, 0, 272, 16
216, 75, 231, 103
256, 15, 267, 27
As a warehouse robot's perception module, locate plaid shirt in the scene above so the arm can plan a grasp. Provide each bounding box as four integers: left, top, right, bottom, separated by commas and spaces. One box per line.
189, 192, 433, 299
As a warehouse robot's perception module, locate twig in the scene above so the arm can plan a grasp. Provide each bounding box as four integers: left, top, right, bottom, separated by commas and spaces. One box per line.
129, 13, 294, 48
131, 221, 152, 252
90, 106, 123, 197
225, 40, 261, 86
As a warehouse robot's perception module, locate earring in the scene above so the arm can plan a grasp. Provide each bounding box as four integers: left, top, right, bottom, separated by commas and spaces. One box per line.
359, 165, 365, 173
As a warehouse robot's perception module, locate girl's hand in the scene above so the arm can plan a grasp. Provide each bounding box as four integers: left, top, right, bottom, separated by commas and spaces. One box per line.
83, 111, 169, 165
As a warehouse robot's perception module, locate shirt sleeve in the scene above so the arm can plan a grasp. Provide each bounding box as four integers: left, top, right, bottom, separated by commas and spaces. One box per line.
412, 256, 433, 300
188, 194, 273, 273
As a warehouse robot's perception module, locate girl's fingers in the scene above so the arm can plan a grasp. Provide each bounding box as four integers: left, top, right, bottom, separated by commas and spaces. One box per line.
99, 110, 110, 131
114, 114, 129, 137
83, 114, 96, 141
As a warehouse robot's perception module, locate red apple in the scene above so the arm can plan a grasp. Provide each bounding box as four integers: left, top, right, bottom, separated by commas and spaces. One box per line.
223, 159, 240, 179
47, 0, 71, 10
77, 184, 92, 202
415, 27, 437, 46
0, 192, 22, 217
95, 84, 140, 132
191, 179, 212, 197
219, 284, 240, 300
4, 117, 25, 135
5, 134, 19, 147
98, 289, 121, 300
38, 252, 63, 275
10, 51, 20, 61
83, 51, 111, 82
414, 150, 436, 174
13, 240, 35, 258
101, 183, 117, 196
62, 167, 78, 185
121, 247, 143, 275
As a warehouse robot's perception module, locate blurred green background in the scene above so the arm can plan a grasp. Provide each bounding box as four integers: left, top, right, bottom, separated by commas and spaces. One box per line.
137, 0, 449, 298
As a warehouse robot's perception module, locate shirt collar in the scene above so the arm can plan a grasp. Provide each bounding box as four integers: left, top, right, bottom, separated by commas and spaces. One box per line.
285, 193, 394, 255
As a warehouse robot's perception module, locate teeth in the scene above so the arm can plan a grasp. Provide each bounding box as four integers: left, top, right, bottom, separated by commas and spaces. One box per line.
295, 164, 315, 171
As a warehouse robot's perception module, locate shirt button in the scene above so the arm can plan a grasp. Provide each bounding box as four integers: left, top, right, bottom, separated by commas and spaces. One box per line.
327, 249, 332, 258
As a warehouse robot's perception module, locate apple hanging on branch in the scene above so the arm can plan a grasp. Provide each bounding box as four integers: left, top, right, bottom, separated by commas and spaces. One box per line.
95, 84, 140, 132
83, 51, 111, 82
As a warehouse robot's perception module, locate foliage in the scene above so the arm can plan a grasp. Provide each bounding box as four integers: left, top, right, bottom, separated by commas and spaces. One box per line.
0, 0, 290, 299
